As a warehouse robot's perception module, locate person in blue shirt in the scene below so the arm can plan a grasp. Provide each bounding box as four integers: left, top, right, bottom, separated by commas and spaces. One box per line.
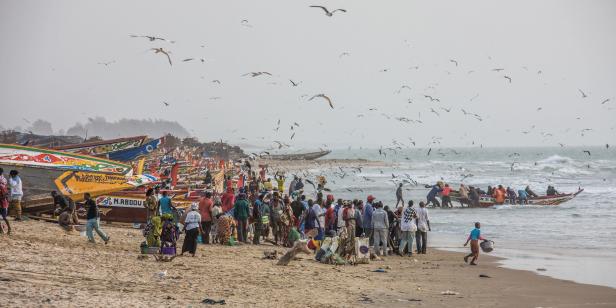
362, 195, 375, 245
464, 222, 487, 265
158, 191, 174, 216
426, 183, 443, 207
517, 189, 529, 204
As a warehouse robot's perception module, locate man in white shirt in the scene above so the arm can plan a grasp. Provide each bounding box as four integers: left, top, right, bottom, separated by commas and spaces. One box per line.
398, 200, 417, 256
415, 201, 430, 254
8, 170, 23, 221
313, 201, 325, 240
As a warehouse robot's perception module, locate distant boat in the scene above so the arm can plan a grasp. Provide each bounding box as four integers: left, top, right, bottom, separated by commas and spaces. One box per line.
53, 136, 147, 156
263, 150, 331, 161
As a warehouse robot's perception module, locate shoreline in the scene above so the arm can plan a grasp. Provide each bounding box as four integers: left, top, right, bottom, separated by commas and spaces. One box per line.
430, 231, 616, 289
1, 220, 615, 307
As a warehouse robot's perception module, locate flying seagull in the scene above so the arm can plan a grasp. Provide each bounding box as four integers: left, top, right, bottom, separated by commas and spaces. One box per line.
600, 98, 611, 105
449, 59, 458, 66
163, 101, 170, 107
212, 80, 221, 84
309, 5, 346, 16
578, 89, 587, 98
504, 76, 512, 83
289, 79, 301, 87
339, 52, 350, 58
583, 150, 591, 156
151, 48, 172, 66
424, 95, 440, 102
97, 60, 116, 66
396, 85, 412, 94
427, 148, 432, 156
130, 35, 173, 42
309, 94, 334, 109
182, 58, 194, 62
243, 71, 272, 77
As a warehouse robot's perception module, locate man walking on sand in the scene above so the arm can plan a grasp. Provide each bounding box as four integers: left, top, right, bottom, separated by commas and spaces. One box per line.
464, 222, 487, 265
199, 191, 214, 244
415, 201, 430, 254
85, 193, 110, 244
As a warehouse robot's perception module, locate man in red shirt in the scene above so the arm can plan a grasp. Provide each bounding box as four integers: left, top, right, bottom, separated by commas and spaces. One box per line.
441, 183, 453, 208
199, 191, 214, 244
221, 187, 235, 213
324, 195, 335, 233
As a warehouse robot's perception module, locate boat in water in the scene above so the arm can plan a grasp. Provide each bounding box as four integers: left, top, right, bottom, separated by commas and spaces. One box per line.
450, 189, 584, 207
264, 150, 331, 161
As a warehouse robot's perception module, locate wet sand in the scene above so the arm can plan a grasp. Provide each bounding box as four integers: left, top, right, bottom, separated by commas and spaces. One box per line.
1, 219, 615, 307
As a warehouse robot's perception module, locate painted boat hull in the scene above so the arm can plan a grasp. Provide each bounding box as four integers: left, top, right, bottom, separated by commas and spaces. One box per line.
0, 144, 133, 175
74, 194, 192, 223
53, 136, 147, 156
103, 138, 163, 162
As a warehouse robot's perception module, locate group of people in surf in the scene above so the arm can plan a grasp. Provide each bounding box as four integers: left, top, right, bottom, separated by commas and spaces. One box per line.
424, 181, 561, 207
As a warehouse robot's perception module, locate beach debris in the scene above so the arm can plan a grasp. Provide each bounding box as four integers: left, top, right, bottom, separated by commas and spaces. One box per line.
441, 290, 459, 296
479, 274, 492, 278
156, 270, 167, 279
309, 5, 346, 17
154, 254, 176, 262
165, 295, 176, 300
277, 240, 311, 266
358, 295, 374, 303
372, 269, 387, 273
537, 268, 547, 272
201, 298, 226, 305
262, 250, 280, 260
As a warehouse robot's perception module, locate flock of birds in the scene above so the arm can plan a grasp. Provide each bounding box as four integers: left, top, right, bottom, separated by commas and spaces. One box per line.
91, 4, 615, 183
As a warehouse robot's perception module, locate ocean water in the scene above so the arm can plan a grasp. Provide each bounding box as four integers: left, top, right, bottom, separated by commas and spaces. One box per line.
314, 146, 616, 288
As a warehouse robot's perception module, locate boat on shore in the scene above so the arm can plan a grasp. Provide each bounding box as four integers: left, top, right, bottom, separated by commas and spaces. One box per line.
264, 150, 331, 161
0, 144, 156, 208
450, 189, 584, 208
52, 136, 147, 156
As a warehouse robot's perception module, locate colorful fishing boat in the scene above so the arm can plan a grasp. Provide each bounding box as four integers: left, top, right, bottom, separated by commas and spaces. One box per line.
53, 136, 147, 156
104, 138, 164, 162
0, 144, 155, 203
450, 189, 584, 208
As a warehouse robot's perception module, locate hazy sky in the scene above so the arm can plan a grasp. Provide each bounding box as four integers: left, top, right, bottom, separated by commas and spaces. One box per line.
1, 0, 615, 149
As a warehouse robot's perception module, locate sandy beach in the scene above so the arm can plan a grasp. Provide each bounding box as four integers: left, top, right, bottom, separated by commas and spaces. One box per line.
1, 219, 614, 307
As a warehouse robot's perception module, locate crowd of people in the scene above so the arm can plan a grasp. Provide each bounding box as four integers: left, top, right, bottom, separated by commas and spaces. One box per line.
137, 171, 438, 259
0, 166, 491, 265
